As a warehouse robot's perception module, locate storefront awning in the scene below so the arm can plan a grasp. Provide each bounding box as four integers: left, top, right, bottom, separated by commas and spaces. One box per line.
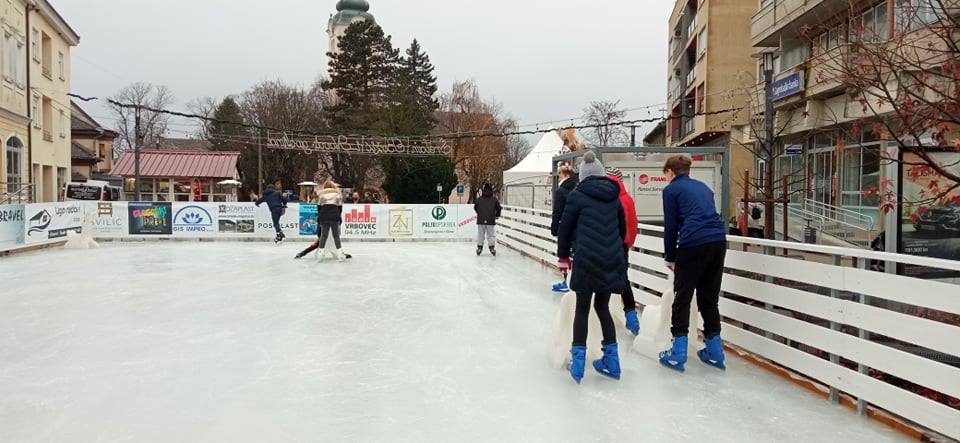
113, 150, 240, 178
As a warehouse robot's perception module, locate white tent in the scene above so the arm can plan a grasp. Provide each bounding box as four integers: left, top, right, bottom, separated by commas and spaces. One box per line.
503, 130, 565, 186
502, 130, 566, 209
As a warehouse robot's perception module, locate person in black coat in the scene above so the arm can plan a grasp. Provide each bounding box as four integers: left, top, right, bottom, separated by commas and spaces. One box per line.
556, 151, 626, 384
551, 165, 578, 237
255, 184, 288, 242
473, 183, 502, 256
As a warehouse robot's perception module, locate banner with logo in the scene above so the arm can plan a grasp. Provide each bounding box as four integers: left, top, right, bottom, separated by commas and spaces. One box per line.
624, 163, 721, 220
416, 205, 458, 237
128, 202, 173, 235
0, 204, 25, 250
88, 202, 128, 236
216, 203, 256, 235
23, 202, 83, 245
299, 204, 319, 236
255, 204, 300, 237
341, 204, 384, 238
172, 203, 217, 236
898, 151, 960, 278
456, 205, 478, 237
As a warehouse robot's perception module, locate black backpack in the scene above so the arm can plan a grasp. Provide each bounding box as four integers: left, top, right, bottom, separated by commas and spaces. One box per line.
751, 205, 762, 220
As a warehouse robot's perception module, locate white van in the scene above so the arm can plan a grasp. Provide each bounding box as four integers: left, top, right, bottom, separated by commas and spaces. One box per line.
59, 180, 123, 202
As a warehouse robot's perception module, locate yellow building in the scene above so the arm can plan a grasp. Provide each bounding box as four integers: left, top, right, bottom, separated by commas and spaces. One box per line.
665, 0, 757, 215
26, 0, 78, 202
0, 0, 31, 203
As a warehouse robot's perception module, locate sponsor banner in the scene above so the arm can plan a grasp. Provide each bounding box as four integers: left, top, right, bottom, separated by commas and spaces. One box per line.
0, 204, 25, 249
899, 152, 960, 278
88, 202, 128, 236
456, 205, 478, 238
388, 206, 414, 237
341, 204, 384, 238
23, 202, 83, 245
217, 203, 256, 234
416, 205, 458, 237
172, 204, 217, 236
255, 204, 300, 237
630, 165, 720, 220
128, 202, 173, 235
299, 204, 319, 236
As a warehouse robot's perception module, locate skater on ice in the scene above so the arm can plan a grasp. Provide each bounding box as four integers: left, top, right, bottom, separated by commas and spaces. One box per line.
306, 179, 349, 261
550, 164, 577, 292
605, 166, 641, 336
473, 183, 501, 256
255, 184, 288, 243
659, 155, 728, 371
556, 151, 626, 384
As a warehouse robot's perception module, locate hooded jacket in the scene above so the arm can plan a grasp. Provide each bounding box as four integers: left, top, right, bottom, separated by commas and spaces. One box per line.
557, 176, 626, 294
474, 186, 502, 226
255, 186, 287, 211
316, 187, 343, 223
610, 176, 638, 247
551, 175, 578, 237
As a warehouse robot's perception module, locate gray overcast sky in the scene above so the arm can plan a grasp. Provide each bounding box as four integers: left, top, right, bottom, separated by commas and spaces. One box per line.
55, 0, 674, 143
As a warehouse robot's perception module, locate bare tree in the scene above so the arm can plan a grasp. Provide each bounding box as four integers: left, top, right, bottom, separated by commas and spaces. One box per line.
505, 128, 533, 170
109, 82, 175, 157
581, 100, 630, 147
186, 96, 219, 139
800, 0, 960, 212
437, 80, 509, 202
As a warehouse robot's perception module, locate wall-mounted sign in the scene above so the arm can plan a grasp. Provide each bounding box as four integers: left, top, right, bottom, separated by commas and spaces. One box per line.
772, 72, 804, 101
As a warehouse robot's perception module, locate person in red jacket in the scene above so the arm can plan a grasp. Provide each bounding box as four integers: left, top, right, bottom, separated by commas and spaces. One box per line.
606, 167, 640, 335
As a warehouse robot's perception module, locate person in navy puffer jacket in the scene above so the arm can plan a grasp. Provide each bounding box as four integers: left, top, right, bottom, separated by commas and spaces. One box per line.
556, 151, 625, 384
255, 184, 288, 242
659, 155, 728, 372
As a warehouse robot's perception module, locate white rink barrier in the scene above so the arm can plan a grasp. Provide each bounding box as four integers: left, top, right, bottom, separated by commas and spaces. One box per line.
0, 202, 478, 250
496, 205, 960, 441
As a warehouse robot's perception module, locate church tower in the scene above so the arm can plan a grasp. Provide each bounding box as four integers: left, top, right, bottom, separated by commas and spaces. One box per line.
327, 0, 376, 56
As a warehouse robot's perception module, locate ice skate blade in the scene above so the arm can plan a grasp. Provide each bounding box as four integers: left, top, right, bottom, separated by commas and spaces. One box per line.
659, 353, 686, 372
698, 350, 726, 370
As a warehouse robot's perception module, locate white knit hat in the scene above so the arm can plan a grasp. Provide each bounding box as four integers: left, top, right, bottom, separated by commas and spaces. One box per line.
578, 151, 605, 179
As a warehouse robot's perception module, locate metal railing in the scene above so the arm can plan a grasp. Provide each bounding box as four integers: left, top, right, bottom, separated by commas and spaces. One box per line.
773, 203, 876, 248
1, 183, 35, 204
805, 199, 875, 230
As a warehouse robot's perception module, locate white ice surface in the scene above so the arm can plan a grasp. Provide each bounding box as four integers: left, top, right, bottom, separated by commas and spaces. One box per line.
0, 242, 912, 443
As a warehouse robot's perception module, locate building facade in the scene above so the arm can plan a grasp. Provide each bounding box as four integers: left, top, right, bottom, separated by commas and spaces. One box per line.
0, 0, 32, 203
750, 0, 956, 227
26, 0, 78, 202
70, 100, 117, 184
666, 0, 757, 215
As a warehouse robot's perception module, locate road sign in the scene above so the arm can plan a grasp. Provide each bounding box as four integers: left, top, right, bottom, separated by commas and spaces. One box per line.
456, 184, 464, 195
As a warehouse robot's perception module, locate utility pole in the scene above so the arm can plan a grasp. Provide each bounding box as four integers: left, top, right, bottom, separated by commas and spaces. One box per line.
763, 52, 775, 239
134, 105, 142, 202
257, 128, 263, 195
628, 125, 638, 147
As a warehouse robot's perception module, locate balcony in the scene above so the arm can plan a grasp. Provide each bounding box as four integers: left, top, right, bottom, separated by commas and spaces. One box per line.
685, 65, 697, 89
41, 66, 51, 80
751, 0, 848, 47
806, 45, 851, 98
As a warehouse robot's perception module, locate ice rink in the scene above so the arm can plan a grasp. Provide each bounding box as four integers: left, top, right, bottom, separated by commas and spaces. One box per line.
1, 241, 911, 442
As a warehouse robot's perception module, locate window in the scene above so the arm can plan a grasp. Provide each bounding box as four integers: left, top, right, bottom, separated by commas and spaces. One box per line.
59, 109, 66, 138
31, 28, 40, 62
779, 40, 807, 72
697, 28, 707, 58
15, 41, 25, 89
851, 2, 889, 43
41, 32, 52, 79
42, 97, 52, 141
840, 145, 881, 212
58, 52, 64, 80
5, 137, 24, 192
57, 167, 66, 193
2, 33, 14, 84
896, 0, 941, 32
776, 147, 804, 203
31, 94, 41, 128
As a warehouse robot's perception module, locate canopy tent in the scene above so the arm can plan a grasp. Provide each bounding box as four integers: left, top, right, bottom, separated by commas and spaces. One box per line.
503, 130, 566, 187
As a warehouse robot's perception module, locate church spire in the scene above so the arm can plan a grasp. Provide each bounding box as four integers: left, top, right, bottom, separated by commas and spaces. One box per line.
336, 0, 370, 12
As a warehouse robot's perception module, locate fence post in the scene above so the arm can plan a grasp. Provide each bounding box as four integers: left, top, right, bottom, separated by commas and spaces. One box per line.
828, 253, 843, 404
856, 255, 871, 417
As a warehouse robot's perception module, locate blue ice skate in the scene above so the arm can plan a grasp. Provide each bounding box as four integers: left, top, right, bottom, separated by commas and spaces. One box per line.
697, 335, 726, 370
659, 336, 688, 372
625, 310, 639, 336
568, 346, 586, 384
592, 342, 621, 380
552, 280, 570, 293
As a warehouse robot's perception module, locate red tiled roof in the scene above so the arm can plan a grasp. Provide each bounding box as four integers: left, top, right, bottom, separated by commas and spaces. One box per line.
112, 150, 239, 178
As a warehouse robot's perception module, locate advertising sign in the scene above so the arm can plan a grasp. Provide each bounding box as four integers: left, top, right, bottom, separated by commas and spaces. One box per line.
128, 202, 173, 235
299, 204, 319, 236
0, 204, 25, 250
388, 207, 414, 237
899, 151, 960, 277
627, 162, 721, 221
23, 202, 83, 245
416, 205, 458, 237
217, 203, 256, 234
342, 204, 382, 237
89, 202, 127, 236
255, 205, 299, 237
172, 204, 217, 236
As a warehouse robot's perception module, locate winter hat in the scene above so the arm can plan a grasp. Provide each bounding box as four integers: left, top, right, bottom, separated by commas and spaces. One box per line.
578, 151, 605, 180
605, 166, 623, 180
482, 182, 493, 192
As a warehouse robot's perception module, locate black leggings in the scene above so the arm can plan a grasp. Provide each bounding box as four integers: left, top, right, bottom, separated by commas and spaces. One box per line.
670, 241, 726, 338
621, 244, 636, 313
572, 291, 617, 347
319, 222, 342, 249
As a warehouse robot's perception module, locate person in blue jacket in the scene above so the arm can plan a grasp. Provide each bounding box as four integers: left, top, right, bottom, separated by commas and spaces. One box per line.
556, 151, 626, 384
255, 184, 288, 243
659, 155, 728, 371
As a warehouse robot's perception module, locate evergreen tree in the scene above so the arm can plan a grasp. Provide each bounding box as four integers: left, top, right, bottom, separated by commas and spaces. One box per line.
379, 39, 455, 203
208, 97, 245, 152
